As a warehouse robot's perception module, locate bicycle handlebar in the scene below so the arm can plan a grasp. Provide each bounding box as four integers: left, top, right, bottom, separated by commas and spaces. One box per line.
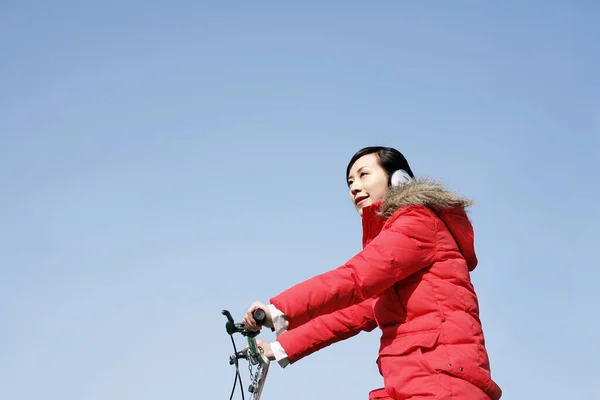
222, 309, 271, 400
222, 309, 266, 337
253, 309, 267, 326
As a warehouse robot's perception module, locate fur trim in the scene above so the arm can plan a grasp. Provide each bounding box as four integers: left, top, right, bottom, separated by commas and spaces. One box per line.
379, 178, 474, 218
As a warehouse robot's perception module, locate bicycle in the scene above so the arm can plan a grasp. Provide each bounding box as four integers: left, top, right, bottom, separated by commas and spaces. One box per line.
222, 309, 271, 400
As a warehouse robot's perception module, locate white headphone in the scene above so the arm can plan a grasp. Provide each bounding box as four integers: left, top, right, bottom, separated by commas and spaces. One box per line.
390, 169, 413, 187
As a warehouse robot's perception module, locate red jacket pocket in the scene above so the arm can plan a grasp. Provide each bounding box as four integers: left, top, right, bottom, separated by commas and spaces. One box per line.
379, 329, 440, 356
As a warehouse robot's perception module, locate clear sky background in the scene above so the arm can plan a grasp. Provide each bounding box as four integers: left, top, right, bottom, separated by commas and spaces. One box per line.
1, 2, 599, 399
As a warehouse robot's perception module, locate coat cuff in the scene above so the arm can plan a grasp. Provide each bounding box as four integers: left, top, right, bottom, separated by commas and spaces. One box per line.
270, 340, 290, 368
268, 304, 288, 337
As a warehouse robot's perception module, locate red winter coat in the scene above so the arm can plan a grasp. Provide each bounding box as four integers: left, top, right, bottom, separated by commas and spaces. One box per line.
270, 180, 502, 400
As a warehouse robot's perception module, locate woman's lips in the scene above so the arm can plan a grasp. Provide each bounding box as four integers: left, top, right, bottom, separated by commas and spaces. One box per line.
355, 196, 368, 206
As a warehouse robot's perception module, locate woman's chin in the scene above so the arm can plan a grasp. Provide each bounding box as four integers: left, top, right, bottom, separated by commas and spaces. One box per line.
356, 203, 369, 216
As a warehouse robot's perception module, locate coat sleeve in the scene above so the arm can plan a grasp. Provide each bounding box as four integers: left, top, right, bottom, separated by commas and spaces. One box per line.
275, 298, 377, 365
269, 207, 437, 329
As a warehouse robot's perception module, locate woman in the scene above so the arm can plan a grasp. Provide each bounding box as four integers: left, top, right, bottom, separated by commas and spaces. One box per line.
243, 146, 502, 400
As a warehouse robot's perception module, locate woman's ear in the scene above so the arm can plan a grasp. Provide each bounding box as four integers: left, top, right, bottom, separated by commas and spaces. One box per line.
390, 169, 413, 187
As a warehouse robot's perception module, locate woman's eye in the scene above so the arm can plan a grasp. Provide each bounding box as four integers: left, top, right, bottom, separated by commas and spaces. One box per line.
360, 172, 368, 177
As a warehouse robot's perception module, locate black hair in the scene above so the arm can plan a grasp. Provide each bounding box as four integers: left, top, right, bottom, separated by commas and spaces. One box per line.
346, 146, 415, 186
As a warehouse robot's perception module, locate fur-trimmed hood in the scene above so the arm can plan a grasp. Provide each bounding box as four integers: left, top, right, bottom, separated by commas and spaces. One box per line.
370, 178, 478, 271
379, 178, 473, 218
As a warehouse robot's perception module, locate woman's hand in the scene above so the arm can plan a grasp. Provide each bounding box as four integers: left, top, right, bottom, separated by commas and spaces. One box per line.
247, 338, 275, 361
243, 301, 273, 331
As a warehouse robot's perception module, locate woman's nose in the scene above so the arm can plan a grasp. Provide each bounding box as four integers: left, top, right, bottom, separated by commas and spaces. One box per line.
350, 182, 361, 195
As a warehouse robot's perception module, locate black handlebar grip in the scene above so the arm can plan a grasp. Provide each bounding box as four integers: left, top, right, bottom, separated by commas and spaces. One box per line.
253, 309, 267, 326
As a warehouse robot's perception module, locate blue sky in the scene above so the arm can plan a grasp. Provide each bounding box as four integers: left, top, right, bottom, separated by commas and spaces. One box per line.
1, 2, 598, 399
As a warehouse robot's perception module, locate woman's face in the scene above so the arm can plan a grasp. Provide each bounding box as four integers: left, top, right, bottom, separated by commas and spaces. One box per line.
347, 153, 389, 216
